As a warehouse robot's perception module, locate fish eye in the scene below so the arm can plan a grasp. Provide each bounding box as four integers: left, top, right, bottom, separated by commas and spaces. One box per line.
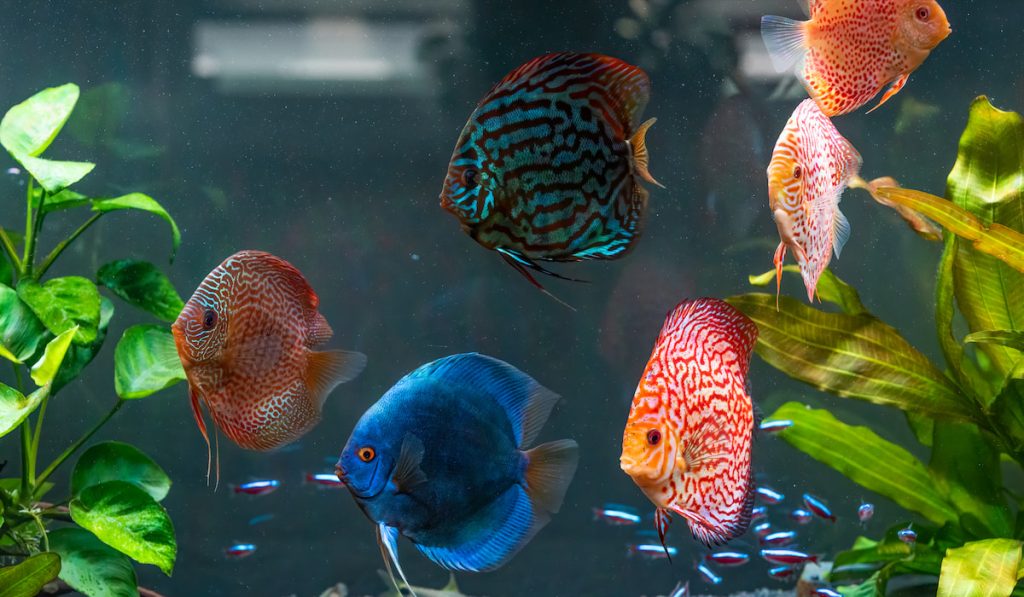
915, 6, 929, 20
646, 429, 662, 446
358, 447, 376, 462
202, 309, 217, 330
462, 168, 479, 189
792, 165, 803, 180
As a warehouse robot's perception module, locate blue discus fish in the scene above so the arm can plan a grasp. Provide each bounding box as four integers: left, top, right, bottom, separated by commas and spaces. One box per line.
336, 353, 579, 593
440, 52, 662, 295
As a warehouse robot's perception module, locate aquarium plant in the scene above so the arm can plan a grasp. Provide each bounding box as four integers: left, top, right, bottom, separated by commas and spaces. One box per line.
0, 84, 188, 595
727, 97, 1024, 596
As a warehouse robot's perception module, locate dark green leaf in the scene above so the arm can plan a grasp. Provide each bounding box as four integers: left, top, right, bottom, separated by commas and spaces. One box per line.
70, 480, 176, 575
992, 379, 1024, 457
73, 441, 171, 502
97, 260, 184, 322
938, 539, 1023, 597
92, 194, 180, 261
113, 325, 185, 399
0, 252, 10, 287
17, 276, 101, 344
749, 265, 868, 315
17, 155, 94, 192
0, 283, 50, 364
965, 330, 1024, 352
929, 422, 1014, 538
727, 294, 973, 421
0, 83, 79, 157
49, 527, 139, 597
0, 553, 61, 597
769, 402, 959, 525
39, 188, 89, 213
52, 297, 113, 394
0, 385, 48, 439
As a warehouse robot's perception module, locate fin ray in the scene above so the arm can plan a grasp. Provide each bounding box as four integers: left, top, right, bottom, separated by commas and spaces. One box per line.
629, 118, 663, 188
393, 434, 428, 493
833, 207, 851, 259
305, 349, 367, 409
761, 16, 807, 73
524, 439, 579, 514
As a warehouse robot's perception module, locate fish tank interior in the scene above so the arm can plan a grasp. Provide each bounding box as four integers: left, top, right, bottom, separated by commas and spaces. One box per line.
0, 1, 1023, 596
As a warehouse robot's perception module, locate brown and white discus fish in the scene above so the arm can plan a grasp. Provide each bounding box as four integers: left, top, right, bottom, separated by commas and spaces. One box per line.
620, 298, 758, 552
761, 0, 951, 116
172, 250, 366, 481
768, 99, 862, 302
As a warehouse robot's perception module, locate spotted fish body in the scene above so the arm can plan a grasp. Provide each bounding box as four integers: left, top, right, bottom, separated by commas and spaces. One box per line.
620, 299, 758, 550
172, 250, 366, 466
762, 0, 951, 116
440, 52, 659, 283
768, 99, 862, 301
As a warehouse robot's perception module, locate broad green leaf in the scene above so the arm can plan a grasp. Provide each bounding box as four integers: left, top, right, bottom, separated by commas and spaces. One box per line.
39, 188, 89, 213
73, 441, 171, 502
770, 402, 958, 525
0, 83, 79, 157
17, 276, 100, 344
938, 539, 1023, 597
113, 324, 185, 399
70, 480, 176, 575
0, 283, 49, 363
0, 385, 48, 439
29, 325, 76, 386
0, 552, 61, 597
727, 294, 973, 421
49, 527, 140, 597
97, 260, 184, 322
16, 155, 94, 192
51, 297, 113, 394
92, 194, 180, 261
966, 330, 1024, 352
947, 97, 1024, 382
749, 265, 868, 315
930, 422, 1013, 538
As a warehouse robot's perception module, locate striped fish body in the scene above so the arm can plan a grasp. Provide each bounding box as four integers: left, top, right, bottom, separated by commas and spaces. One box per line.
440, 52, 659, 265
619, 299, 758, 548
768, 99, 862, 301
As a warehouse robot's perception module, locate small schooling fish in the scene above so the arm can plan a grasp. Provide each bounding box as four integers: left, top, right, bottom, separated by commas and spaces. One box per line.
593, 503, 642, 526
802, 493, 836, 522
751, 506, 768, 521
441, 52, 662, 296
898, 525, 917, 545
667, 582, 690, 597
247, 513, 275, 526
756, 486, 785, 505
754, 522, 774, 537
790, 508, 813, 525
767, 565, 799, 581
336, 353, 578, 593
224, 543, 257, 559
705, 551, 750, 567
814, 589, 843, 597
759, 419, 793, 433
620, 299, 758, 551
304, 472, 345, 489
696, 563, 723, 585
760, 548, 818, 566
232, 479, 280, 496
761, 530, 798, 547
858, 502, 875, 523
628, 543, 679, 560
761, 0, 952, 116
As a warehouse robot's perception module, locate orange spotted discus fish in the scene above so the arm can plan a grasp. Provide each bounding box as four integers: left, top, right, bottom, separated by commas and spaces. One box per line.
761, 0, 951, 116
172, 250, 366, 481
620, 298, 758, 553
768, 99, 862, 302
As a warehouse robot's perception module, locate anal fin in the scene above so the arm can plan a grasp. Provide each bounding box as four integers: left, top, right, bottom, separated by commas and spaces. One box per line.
378, 523, 417, 597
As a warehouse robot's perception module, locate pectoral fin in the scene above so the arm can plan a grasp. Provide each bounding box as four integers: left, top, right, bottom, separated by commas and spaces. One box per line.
392, 434, 427, 493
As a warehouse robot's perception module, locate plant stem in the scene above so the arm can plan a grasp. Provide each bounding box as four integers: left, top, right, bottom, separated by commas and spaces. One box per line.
0, 226, 21, 275
14, 366, 32, 499
31, 392, 49, 458
35, 399, 125, 491
36, 213, 103, 279
22, 179, 35, 277
24, 191, 46, 280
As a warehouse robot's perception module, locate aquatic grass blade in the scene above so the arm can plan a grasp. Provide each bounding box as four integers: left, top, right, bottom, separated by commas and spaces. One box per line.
0, 83, 79, 157
937, 539, 1023, 597
72, 441, 171, 502
49, 527, 139, 597
726, 293, 973, 421
767, 402, 959, 525
113, 324, 185, 399
0, 552, 61, 597
97, 260, 184, 322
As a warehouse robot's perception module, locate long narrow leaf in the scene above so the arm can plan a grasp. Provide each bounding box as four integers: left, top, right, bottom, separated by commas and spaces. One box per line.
938, 539, 1022, 597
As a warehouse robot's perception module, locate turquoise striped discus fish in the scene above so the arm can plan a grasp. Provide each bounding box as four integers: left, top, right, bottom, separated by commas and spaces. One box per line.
440, 52, 661, 290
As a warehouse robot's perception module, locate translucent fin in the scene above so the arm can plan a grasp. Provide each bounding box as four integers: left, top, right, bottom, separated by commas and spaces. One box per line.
496, 248, 580, 311
629, 118, 664, 188
524, 439, 579, 514
406, 353, 561, 447
189, 387, 212, 486
760, 16, 807, 73
833, 207, 851, 259
415, 484, 543, 572
377, 523, 416, 597
392, 434, 427, 493
305, 349, 367, 409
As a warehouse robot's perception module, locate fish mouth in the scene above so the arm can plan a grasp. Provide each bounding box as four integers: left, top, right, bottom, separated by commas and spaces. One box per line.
336, 459, 387, 499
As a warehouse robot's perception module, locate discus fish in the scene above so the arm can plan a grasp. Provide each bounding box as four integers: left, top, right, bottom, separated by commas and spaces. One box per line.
802, 493, 836, 522
768, 99, 862, 302
337, 353, 578, 593
232, 479, 280, 496
620, 299, 758, 551
440, 52, 661, 295
173, 250, 367, 484
761, 0, 951, 116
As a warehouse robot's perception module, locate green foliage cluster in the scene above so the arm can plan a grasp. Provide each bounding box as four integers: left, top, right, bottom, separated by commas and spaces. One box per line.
728, 97, 1024, 596
0, 85, 188, 595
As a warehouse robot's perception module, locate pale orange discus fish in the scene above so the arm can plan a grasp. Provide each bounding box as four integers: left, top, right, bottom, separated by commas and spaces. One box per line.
620, 298, 758, 553
762, 0, 951, 116
172, 250, 366, 482
769, 99, 862, 302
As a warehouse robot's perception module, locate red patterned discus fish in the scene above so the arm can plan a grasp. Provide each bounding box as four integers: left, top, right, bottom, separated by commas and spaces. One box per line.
620, 298, 758, 552
768, 99, 862, 302
172, 250, 366, 481
762, 0, 951, 116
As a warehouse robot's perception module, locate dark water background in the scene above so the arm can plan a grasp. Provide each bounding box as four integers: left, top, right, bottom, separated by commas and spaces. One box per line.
0, 1, 1021, 595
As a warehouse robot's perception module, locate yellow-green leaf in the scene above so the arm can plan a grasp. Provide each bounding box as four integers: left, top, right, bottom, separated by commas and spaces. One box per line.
16, 155, 94, 192
0, 385, 48, 439
29, 325, 77, 386
938, 539, 1022, 597
0, 83, 79, 157
749, 265, 868, 315
0, 552, 61, 597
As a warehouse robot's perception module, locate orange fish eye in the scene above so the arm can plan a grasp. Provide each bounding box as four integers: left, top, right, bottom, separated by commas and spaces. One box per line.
915, 6, 929, 20
202, 309, 217, 330
646, 429, 662, 446
358, 447, 376, 462
792, 165, 803, 180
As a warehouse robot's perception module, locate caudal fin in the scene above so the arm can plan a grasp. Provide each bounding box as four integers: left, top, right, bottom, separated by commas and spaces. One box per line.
524, 439, 579, 514
630, 118, 664, 188
305, 349, 367, 409
761, 16, 807, 73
